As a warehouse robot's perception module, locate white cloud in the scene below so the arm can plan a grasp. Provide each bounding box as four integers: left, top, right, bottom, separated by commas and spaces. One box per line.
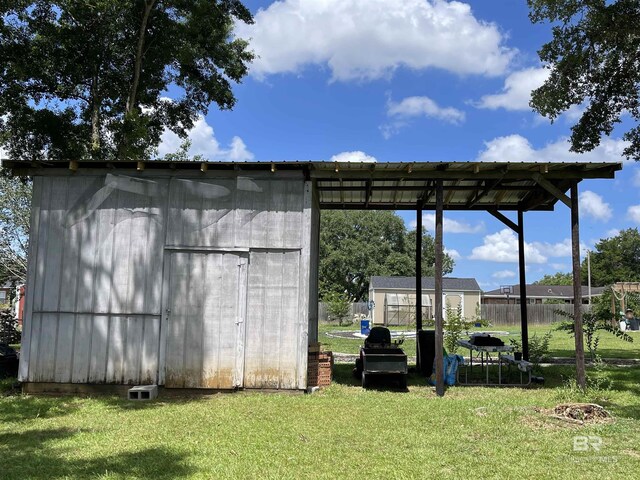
382, 95, 465, 138
563, 104, 586, 122
387, 96, 465, 124
469, 229, 548, 263
476, 134, 629, 163
492, 269, 516, 279
0, 146, 7, 160
157, 116, 254, 162
330, 151, 377, 163
628, 205, 640, 223
605, 229, 620, 238
444, 248, 461, 260
411, 214, 484, 234
475, 67, 549, 111
237, 0, 515, 82
579, 190, 612, 222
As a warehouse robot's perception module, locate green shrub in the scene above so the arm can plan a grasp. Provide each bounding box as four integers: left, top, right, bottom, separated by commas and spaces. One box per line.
0, 305, 20, 345
325, 291, 352, 326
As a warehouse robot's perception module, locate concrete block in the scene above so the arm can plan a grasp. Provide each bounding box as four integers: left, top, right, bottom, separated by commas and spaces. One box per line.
128, 384, 158, 401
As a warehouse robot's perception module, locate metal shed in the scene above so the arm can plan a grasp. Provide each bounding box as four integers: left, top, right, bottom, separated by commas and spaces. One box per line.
13, 164, 318, 391
6, 159, 621, 394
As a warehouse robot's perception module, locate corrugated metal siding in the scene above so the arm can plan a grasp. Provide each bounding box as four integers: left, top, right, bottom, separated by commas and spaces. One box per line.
166, 177, 304, 249
244, 250, 301, 389
21, 175, 166, 384
21, 173, 312, 390
164, 251, 248, 389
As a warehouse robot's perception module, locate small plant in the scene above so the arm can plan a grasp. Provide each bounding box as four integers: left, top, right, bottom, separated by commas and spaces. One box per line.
443, 302, 474, 354
325, 291, 352, 326
508, 337, 521, 352
556, 309, 633, 361
529, 331, 552, 371
508, 331, 551, 372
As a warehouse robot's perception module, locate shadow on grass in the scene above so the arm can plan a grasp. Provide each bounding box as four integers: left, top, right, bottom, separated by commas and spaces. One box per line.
0, 428, 195, 480
331, 363, 428, 392
0, 395, 80, 424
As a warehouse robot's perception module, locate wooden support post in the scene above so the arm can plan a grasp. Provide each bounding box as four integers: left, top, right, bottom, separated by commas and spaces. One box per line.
416, 201, 423, 370
434, 180, 444, 397
517, 210, 529, 361
571, 183, 587, 390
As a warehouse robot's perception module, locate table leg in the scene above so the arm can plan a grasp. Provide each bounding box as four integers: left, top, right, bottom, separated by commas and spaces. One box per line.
485, 352, 489, 385
498, 352, 502, 385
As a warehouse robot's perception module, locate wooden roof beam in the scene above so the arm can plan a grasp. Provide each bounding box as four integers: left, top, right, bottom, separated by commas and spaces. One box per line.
531, 173, 571, 208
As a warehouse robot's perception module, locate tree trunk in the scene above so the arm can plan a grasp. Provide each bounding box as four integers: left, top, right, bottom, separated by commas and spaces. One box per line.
90, 68, 100, 151
126, 0, 156, 114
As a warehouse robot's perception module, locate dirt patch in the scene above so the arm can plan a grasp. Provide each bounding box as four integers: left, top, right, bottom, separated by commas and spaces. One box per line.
548, 403, 613, 425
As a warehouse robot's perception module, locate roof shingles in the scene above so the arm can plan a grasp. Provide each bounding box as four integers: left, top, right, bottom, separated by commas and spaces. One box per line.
370, 276, 480, 291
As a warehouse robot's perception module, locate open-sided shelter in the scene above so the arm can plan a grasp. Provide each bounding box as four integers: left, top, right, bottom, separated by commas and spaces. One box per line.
7, 159, 621, 395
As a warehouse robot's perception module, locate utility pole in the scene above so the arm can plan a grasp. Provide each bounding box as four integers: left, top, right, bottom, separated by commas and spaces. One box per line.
587, 250, 592, 305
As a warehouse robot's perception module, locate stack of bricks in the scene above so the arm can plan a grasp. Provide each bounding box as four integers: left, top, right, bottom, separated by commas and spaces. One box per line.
308, 343, 333, 387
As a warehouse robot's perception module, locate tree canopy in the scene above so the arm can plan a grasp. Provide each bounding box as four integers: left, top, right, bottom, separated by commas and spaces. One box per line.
319, 211, 454, 301
586, 228, 640, 286
528, 0, 640, 159
0, 172, 31, 283
533, 271, 573, 286
0, 1, 254, 162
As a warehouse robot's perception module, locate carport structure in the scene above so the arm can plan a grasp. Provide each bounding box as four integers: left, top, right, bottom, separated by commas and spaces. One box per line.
311, 160, 621, 395
7, 159, 621, 396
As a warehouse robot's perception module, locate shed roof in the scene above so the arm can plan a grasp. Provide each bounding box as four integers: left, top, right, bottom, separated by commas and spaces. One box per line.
483, 284, 606, 298
371, 276, 481, 292
4, 160, 622, 212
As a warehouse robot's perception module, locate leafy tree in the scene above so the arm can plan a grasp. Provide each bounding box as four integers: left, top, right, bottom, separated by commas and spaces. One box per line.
0, 171, 31, 283
404, 229, 455, 277
319, 211, 454, 301
324, 291, 352, 326
0, 1, 254, 162
533, 272, 573, 285
584, 228, 640, 286
528, 0, 640, 159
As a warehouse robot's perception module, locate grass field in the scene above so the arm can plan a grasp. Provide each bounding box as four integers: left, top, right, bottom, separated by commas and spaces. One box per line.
319, 323, 640, 359
1, 364, 640, 479
1, 324, 638, 478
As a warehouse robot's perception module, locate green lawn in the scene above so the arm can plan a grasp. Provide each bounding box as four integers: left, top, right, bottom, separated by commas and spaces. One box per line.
319, 323, 640, 359
1, 365, 639, 479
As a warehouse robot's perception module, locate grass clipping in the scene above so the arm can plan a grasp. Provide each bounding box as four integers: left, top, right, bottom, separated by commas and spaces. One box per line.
549, 403, 612, 424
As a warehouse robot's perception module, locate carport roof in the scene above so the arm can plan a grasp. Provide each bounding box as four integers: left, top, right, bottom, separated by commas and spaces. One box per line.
4, 159, 622, 212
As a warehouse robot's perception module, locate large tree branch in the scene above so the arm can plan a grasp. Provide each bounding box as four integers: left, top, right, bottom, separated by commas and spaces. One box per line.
126, 0, 156, 114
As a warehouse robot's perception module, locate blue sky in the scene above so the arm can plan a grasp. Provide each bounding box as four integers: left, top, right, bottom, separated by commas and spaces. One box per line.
161, 0, 638, 290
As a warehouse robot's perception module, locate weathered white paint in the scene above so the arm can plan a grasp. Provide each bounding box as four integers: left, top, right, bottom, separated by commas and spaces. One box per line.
164, 251, 248, 389
21, 171, 315, 390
